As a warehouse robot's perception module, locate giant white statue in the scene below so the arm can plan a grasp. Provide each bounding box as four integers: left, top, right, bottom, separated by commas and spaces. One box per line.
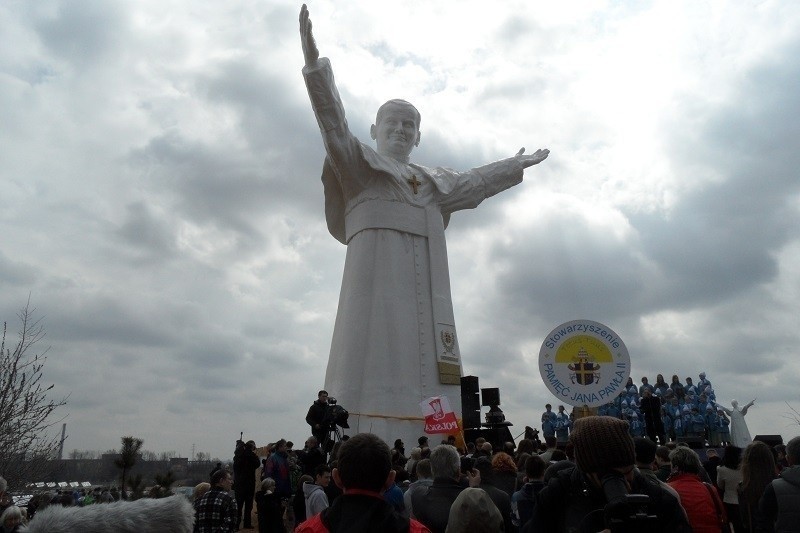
299, 5, 549, 445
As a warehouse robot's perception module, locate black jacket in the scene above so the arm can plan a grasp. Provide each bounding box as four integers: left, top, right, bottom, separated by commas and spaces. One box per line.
306, 401, 329, 435
410, 477, 464, 533
233, 447, 260, 491
527, 465, 691, 533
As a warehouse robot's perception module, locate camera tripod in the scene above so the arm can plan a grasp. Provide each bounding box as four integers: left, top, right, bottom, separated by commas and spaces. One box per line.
322, 424, 344, 459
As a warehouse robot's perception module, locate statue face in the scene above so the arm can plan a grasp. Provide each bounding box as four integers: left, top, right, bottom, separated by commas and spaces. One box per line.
371, 103, 420, 159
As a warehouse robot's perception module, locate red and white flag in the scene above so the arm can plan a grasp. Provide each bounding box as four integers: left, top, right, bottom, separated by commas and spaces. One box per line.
419, 396, 459, 434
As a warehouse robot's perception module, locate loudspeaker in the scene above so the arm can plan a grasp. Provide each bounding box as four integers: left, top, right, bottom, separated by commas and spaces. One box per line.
754, 435, 783, 448
481, 387, 500, 406
462, 409, 481, 430
677, 436, 704, 449
462, 393, 480, 412
461, 376, 479, 394
461, 376, 481, 429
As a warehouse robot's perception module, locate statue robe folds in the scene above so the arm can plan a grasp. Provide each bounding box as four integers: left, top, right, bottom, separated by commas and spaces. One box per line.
719, 403, 753, 448
303, 58, 524, 444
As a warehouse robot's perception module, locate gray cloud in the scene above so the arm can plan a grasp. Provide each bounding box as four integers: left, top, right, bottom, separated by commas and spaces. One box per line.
31, 0, 128, 69
2, 2, 799, 460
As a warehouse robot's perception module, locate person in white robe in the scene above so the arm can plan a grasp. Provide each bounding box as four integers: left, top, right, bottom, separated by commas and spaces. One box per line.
299, 5, 549, 446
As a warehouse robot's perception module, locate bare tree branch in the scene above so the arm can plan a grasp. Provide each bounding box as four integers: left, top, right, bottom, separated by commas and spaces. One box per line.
0, 302, 69, 490
782, 401, 800, 427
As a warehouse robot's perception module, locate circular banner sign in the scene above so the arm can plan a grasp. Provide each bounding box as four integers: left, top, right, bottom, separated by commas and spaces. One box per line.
538, 319, 631, 407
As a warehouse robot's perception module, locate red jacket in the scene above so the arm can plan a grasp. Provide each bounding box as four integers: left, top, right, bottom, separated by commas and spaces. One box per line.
668, 472, 724, 533
296, 513, 429, 533
295, 491, 430, 533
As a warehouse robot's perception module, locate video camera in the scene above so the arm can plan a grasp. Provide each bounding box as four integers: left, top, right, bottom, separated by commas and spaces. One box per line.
323, 397, 350, 429
577, 471, 660, 532
524, 426, 542, 447
594, 472, 659, 532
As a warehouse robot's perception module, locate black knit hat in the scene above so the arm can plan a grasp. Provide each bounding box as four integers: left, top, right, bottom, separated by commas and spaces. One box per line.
570, 416, 635, 473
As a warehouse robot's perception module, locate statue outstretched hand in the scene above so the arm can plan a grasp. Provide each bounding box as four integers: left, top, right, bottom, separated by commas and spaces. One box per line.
515, 147, 550, 168
300, 4, 319, 66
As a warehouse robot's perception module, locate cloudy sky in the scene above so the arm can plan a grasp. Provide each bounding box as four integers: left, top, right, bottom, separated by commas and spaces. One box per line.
2, 0, 799, 461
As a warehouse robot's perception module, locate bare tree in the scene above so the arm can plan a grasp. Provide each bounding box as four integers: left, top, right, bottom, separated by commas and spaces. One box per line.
0, 302, 68, 489
140, 450, 158, 461
784, 402, 800, 426
69, 449, 101, 460
195, 451, 210, 462
158, 450, 177, 461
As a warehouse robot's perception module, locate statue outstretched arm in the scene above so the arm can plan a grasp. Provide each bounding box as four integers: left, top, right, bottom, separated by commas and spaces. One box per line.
741, 399, 756, 415
514, 147, 550, 168
432, 146, 549, 214
300, 5, 360, 177
299, 4, 319, 67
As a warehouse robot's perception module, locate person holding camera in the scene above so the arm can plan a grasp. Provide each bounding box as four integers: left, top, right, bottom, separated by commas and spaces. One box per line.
307, 390, 331, 444
233, 439, 260, 530
526, 416, 691, 532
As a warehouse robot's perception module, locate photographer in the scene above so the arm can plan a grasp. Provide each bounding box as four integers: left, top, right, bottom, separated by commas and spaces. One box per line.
307, 390, 331, 444
526, 416, 690, 533
233, 439, 260, 530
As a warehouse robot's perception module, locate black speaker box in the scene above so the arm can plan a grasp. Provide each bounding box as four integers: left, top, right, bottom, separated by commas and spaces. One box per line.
462, 409, 481, 430
461, 375, 479, 394
677, 436, 704, 449
462, 393, 480, 412
754, 435, 783, 448
481, 387, 500, 406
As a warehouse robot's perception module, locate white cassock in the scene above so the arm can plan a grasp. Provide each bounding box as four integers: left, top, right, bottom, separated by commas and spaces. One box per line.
719, 401, 753, 448
303, 58, 526, 446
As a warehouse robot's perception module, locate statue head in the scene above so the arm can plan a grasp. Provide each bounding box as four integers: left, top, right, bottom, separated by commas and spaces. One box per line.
370, 99, 421, 161
732, 399, 739, 408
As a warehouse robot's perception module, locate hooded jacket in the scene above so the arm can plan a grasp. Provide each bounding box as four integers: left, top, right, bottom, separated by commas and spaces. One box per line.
304, 481, 330, 518
512, 479, 546, 529
445, 488, 503, 533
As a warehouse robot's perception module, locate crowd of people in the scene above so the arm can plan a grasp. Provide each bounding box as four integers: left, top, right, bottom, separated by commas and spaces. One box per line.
543, 372, 756, 448
183, 415, 799, 532
0, 481, 126, 532
2, 426, 798, 532
1, 375, 795, 533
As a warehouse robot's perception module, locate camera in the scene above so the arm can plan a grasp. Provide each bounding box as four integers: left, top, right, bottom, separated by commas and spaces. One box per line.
601, 473, 658, 532
324, 397, 350, 429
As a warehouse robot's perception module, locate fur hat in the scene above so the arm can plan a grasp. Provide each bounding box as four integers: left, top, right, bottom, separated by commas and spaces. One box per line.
570, 416, 635, 473
21, 495, 193, 533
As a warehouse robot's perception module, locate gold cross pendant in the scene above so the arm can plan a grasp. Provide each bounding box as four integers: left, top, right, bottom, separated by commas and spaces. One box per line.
407, 174, 421, 194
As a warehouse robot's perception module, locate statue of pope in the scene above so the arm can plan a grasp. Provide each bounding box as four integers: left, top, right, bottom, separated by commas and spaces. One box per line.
300, 5, 549, 444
